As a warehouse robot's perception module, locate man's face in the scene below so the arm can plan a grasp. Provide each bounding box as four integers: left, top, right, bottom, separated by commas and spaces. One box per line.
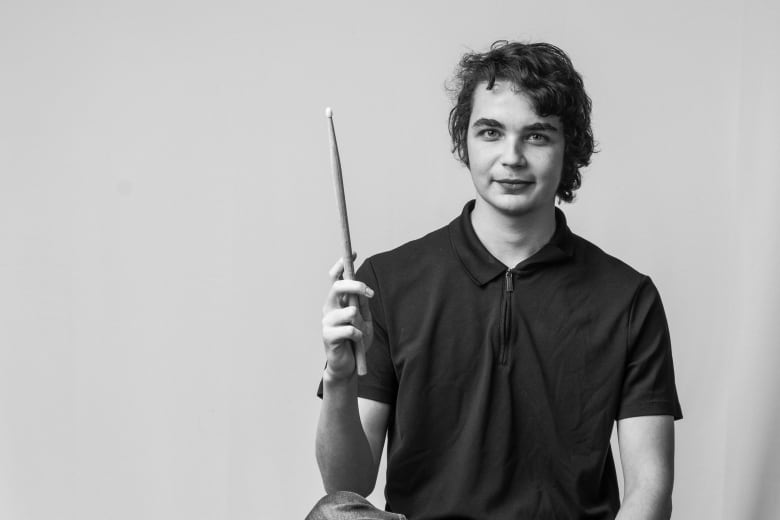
466, 80, 565, 219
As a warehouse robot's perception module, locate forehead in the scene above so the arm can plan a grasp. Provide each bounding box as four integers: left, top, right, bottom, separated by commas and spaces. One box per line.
469, 80, 560, 125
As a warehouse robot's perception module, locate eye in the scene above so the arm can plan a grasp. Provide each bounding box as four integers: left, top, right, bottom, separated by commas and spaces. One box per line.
478, 128, 500, 140
526, 133, 549, 143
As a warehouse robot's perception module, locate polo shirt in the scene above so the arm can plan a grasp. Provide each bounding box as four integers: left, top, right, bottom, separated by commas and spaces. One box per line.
328, 200, 682, 519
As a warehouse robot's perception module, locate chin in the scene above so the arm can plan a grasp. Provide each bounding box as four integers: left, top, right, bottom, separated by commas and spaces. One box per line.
475, 188, 555, 219
488, 200, 537, 217
490, 194, 543, 216
500, 205, 538, 217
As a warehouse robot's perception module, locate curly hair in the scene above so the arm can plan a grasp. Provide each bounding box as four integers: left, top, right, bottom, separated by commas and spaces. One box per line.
448, 41, 594, 202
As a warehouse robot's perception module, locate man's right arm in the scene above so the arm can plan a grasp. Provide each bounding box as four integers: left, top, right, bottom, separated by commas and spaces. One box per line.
316, 256, 390, 496
316, 374, 390, 495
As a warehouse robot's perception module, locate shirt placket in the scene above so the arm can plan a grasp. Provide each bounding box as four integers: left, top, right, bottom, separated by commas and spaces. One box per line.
500, 268, 514, 365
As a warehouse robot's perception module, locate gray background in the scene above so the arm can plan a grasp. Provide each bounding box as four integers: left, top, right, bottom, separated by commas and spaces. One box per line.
1, 0, 778, 518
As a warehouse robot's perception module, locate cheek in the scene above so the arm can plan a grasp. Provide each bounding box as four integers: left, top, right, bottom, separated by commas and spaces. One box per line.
465, 138, 476, 163
532, 147, 564, 173
466, 140, 493, 170
466, 145, 480, 171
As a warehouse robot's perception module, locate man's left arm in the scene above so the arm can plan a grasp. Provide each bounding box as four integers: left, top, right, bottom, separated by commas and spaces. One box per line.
615, 415, 675, 520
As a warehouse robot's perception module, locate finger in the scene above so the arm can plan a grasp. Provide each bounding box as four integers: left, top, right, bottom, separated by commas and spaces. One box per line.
332, 279, 373, 296
328, 258, 345, 281
325, 280, 374, 310
328, 252, 358, 281
322, 305, 359, 326
323, 325, 364, 345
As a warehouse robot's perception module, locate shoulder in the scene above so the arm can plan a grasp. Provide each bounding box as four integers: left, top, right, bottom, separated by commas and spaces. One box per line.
568, 231, 650, 294
359, 223, 453, 279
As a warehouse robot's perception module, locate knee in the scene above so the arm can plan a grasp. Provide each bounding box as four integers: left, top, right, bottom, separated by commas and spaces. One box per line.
305, 491, 370, 520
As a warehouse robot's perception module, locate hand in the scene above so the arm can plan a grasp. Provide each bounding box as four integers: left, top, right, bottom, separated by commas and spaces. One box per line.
321, 256, 375, 381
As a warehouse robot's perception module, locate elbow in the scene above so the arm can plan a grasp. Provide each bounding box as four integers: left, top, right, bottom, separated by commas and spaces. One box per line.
662, 495, 673, 520
620, 479, 673, 520
322, 478, 376, 498
317, 451, 377, 498
323, 480, 375, 498
656, 478, 674, 519
314, 425, 381, 498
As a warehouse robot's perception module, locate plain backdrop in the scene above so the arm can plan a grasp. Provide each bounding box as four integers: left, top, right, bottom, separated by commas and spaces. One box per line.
1, 0, 779, 518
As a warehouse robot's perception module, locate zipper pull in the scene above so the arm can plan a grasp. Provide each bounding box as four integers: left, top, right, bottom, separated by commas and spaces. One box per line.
505, 269, 514, 292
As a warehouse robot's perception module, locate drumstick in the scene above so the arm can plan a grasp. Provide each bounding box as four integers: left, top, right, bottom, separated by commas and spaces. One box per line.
326, 107, 367, 376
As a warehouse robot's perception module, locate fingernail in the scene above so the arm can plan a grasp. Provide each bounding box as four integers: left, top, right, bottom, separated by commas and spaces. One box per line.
366, 287, 375, 297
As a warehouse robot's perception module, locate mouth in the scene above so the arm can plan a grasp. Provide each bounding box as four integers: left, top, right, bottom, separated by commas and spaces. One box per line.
496, 179, 534, 189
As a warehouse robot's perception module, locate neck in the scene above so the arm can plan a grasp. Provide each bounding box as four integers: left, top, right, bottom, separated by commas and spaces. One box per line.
470, 200, 557, 268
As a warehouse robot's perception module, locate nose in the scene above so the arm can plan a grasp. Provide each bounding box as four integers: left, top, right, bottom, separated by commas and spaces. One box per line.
500, 137, 526, 168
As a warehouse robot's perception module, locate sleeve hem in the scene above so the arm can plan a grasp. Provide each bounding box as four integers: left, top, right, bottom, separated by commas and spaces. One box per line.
618, 400, 683, 421
316, 382, 395, 404
357, 384, 395, 405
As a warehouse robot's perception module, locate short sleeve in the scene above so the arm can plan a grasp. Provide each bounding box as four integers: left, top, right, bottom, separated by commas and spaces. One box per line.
316, 257, 398, 405
617, 276, 683, 420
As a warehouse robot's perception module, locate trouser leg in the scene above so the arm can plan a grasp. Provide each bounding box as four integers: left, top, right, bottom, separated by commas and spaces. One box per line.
305, 491, 407, 520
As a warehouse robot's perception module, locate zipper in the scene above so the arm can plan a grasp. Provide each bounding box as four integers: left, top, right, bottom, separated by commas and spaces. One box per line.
500, 269, 513, 364
505, 269, 514, 292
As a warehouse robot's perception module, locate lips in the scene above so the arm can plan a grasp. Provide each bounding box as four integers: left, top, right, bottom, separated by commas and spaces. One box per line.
496, 179, 534, 187
495, 179, 534, 194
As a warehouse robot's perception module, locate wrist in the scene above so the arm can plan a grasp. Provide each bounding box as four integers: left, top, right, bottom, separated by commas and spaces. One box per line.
322, 366, 359, 405
323, 363, 357, 385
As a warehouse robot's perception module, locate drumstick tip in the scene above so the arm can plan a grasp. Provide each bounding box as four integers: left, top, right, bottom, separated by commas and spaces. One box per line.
325, 107, 333, 118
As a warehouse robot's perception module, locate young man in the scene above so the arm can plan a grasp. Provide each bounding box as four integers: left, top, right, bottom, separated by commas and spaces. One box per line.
310, 41, 682, 520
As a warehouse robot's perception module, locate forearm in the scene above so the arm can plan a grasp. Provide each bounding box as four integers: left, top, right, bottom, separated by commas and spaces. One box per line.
615, 415, 675, 520
315, 371, 378, 496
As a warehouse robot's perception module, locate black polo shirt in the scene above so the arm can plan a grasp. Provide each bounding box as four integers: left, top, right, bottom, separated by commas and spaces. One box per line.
335, 201, 682, 519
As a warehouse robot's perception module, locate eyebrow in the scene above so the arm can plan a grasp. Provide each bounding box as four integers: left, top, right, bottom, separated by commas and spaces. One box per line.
472, 118, 559, 133
472, 118, 505, 129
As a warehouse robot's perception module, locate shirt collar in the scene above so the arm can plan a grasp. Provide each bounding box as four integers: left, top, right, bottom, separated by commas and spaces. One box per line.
448, 200, 575, 286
